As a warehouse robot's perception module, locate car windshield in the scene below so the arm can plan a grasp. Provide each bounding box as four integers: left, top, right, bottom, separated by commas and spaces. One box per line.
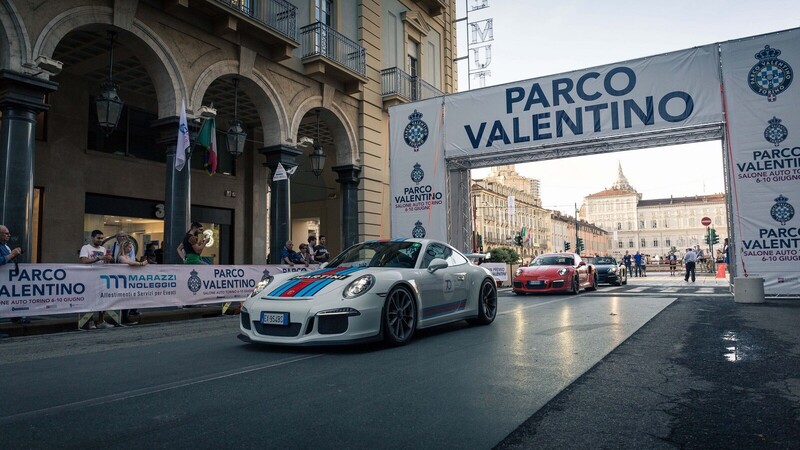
594, 257, 615, 265
326, 241, 422, 269
530, 255, 574, 266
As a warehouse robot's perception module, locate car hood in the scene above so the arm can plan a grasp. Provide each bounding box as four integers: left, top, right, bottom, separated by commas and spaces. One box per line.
519, 265, 571, 276
258, 266, 371, 299
593, 264, 617, 272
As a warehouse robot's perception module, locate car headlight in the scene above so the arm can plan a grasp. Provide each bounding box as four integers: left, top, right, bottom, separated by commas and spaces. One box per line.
558, 268, 569, 276
343, 275, 375, 299
515, 268, 522, 276
249, 276, 274, 298
608, 266, 617, 273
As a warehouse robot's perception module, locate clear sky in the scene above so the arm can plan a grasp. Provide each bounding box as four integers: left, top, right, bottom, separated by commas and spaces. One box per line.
457, 1, 800, 214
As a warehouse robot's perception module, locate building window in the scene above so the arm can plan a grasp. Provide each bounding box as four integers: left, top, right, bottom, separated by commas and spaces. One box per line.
652, 220, 657, 228
641, 238, 646, 248
628, 240, 634, 248
639, 220, 645, 229
666, 239, 671, 247
618, 241, 623, 248
653, 239, 658, 247
616, 222, 622, 230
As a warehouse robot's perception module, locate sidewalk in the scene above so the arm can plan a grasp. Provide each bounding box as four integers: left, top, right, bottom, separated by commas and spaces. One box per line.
0, 304, 230, 338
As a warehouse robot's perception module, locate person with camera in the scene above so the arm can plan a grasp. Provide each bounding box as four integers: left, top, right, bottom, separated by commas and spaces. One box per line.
0, 225, 22, 266
179, 221, 207, 265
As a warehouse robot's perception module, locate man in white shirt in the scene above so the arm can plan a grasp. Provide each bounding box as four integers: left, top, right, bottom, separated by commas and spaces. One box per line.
79, 229, 113, 328
683, 247, 698, 282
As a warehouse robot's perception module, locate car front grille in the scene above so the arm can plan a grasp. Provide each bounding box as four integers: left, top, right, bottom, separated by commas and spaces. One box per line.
253, 322, 302, 337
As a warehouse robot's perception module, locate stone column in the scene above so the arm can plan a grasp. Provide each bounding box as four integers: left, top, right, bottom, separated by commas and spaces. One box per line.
332, 164, 361, 248
152, 116, 190, 264
0, 71, 57, 259
260, 144, 301, 263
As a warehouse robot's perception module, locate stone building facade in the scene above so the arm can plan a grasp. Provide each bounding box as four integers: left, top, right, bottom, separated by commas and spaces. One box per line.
0, 0, 457, 263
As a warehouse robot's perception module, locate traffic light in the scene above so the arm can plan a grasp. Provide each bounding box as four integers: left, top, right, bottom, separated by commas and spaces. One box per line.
704, 234, 710, 245
564, 241, 571, 251
577, 238, 584, 252
477, 233, 483, 248
514, 234, 523, 246
710, 228, 719, 245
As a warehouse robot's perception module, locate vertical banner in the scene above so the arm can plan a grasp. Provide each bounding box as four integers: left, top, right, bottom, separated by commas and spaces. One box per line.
389, 98, 447, 240
721, 28, 800, 294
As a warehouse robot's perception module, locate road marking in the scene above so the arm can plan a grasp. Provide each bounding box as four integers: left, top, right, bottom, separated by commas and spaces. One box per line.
498, 295, 579, 315
0, 353, 322, 424
628, 287, 647, 292
659, 288, 679, 293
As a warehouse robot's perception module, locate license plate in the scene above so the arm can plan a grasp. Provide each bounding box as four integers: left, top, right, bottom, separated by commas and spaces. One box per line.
528, 280, 544, 286
261, 312, 289, 326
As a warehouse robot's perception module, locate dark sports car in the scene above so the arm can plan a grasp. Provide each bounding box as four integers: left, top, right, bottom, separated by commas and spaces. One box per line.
584, 256, 627, 286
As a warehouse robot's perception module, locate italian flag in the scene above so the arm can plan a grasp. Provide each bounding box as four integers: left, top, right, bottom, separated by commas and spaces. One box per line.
197, 117, 217, 175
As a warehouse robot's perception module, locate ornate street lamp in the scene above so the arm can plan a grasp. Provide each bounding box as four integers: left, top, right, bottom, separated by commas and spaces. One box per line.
226, 78, 247, 158
95, 31, 124, 135
309, 109, 326, 177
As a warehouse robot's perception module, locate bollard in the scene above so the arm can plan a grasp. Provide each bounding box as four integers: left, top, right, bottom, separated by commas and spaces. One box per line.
733, 277, 765, 303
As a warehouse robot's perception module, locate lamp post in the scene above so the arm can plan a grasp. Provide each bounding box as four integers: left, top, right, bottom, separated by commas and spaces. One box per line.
95, 31, 124, 135
226, 78, 246, 158
309, 109, 326, 177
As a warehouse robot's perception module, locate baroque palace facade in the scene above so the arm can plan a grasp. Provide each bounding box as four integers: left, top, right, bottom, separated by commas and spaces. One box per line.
581, 163, 728, 260
471, 165, 608, 262
0, 0, 456, 264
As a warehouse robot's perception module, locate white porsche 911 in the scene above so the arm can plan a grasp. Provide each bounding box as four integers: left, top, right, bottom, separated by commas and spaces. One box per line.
238, 239, 497, 346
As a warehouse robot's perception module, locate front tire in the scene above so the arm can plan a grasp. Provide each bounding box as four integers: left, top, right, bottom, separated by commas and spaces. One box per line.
383, 286, 417, 346
586, 274, 598, 291
468, 279, 497, 325
569, 276, 580, 294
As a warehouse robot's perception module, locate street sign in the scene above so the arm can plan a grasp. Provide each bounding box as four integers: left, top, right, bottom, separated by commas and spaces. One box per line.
701, 217, 712, 226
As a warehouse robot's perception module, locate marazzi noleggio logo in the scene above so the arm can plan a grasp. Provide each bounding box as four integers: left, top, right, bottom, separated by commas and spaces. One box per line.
749, 45, 793, 102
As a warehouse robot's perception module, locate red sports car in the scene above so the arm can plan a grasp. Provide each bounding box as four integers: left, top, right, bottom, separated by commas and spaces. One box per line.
513, 252, 597, 294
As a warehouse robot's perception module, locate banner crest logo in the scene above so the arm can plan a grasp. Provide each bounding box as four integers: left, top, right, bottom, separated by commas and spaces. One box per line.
749, 45, 793, 102
412, 220, 426, 238
770, 194, 794, 226
188, 269, 201, 294
764, 116, 788, 145
410, 162, 425, 184
403, 110, 429, 152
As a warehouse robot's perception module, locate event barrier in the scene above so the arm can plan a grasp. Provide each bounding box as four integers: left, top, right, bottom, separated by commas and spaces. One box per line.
0, 263, 319, 319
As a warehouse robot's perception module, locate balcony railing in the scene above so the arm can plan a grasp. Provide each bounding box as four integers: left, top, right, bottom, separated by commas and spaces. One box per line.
300, 22, 366, 77
215, 0, 297, 41
381, 67, 443, 103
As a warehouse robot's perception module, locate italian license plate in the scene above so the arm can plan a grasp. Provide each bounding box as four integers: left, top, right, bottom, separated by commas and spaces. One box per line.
261, 312, 289, 326
529, 280, 544, 286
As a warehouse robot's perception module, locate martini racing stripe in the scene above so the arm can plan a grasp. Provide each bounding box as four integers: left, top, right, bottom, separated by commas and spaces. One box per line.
268, 267, 365, 298
422, 299, 467, 319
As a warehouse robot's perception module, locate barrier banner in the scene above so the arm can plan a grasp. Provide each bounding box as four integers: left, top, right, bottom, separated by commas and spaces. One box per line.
0, 263, 319, 318
389, 97, 447, 241
480, 263, 507, 282
721, 28, 800, 294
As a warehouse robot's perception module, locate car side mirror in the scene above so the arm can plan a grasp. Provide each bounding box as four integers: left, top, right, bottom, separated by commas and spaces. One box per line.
578, 261, 586, 266
427, 258, 448, 273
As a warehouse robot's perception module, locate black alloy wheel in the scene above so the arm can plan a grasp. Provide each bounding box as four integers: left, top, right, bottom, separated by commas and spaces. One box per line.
468, 279, 498, 325
383, 286, 417, 345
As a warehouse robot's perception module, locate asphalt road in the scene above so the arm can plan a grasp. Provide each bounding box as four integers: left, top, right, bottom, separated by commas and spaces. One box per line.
0, 288, 676, 449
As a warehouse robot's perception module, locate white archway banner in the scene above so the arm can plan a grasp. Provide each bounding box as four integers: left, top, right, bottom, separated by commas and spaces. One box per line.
443, 44, 723, 158
389, 98, 447, 240
721, 28, 800, 295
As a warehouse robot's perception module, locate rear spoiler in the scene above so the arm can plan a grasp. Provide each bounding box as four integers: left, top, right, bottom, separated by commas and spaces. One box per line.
464, 252, 490, 260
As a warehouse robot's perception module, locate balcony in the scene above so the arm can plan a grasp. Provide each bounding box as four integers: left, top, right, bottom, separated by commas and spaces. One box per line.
300, 22, 367, 95
415, 0, 446, 17
381, 67, 443, 108
175, 0, 299, 61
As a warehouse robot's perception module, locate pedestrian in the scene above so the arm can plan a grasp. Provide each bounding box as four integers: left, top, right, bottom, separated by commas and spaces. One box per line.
153, 241, 164, 264
314, 234, 330, 263
79, 229, 114, 329
633, 251, 642, 277
298, 242, 314, 266
115, 240, 146, 325
0, 224, 22, 266
109, 230, 133, 261
641, 254, 648, 277
179, 221, 207, 264
622, 251, 632, 277
683, 247, 698, 282
668, 252, 677, 276
143, 242, 158, 264
280, 240, 304, 266
1, 224, 30, 324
